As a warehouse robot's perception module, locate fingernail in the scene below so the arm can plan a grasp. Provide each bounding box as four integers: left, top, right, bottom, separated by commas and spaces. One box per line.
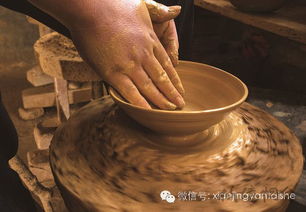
175, 96, 185, 109
168, 6, 181, 13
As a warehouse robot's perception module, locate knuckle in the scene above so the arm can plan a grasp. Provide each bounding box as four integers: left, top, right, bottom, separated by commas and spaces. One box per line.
142, 49, 152, 58
111, 64, 124, 73
103, 69, 113, 78
125, 84, 136, 92
118, 83, 134, 94
144, 32, 156, 43
148, 32, 156, 40
157, 71, 170, 83
112, 61, 138, 76
163, 58, 173, 70
141, 78, 153, 91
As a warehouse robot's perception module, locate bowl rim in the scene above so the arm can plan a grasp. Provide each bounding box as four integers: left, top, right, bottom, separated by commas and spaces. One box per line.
109, 61, 248, 114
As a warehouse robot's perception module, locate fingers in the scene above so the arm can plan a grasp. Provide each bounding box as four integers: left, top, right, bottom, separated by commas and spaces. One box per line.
153, 40, 184, 96
145, 0, 180, 66
152, 21, 179, 66
166, 38, 179, 66
128, 68, 177, 110
143, 57, 185, 108
161, 20, 179, 66
144, 0, 181, 23
108, 73, 151, 109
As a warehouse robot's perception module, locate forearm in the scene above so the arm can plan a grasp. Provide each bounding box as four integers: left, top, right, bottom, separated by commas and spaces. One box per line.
27, 0, 146, 29
28, 0, 92, 28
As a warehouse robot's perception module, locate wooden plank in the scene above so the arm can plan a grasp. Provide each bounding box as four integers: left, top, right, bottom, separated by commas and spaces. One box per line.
194, 0, 306, 44
54, 78, 70, 121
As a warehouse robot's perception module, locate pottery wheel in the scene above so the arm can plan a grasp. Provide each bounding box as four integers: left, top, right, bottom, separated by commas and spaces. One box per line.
50, 96, 303, 212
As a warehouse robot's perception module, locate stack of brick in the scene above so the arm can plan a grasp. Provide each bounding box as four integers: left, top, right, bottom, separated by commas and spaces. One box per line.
18, 18, 53, 121
21, 17, 97, 212
21, 16, 110, 212
20, 19, 96, 121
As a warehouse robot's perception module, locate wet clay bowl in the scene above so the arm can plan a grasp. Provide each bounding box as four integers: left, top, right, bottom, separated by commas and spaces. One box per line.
109, 61, 248, 136
229, 0, 286, 12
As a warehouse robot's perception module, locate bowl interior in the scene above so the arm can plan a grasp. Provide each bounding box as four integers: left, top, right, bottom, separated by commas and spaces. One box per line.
176, 62, 246, 112
111, 61, 247, 112
109, 61, 248, 135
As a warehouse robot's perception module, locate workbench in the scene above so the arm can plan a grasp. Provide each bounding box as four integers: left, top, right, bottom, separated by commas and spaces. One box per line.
194, 0, 306, 45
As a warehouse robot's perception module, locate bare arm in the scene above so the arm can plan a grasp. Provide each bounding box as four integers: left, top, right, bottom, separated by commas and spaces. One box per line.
28, 0, 185, 109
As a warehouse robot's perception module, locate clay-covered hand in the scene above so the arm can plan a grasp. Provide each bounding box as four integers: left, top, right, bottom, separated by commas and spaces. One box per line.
29, 0, 185, 110
145, 0, 181, 66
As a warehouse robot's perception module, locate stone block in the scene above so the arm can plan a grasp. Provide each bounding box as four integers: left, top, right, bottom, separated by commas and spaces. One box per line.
50, 187, 68, 212
68, 81, 82, 90
33, 121, 57, 150
22, 85, 56, 109
26, 65, 53, 87
27, 149, 49, 168
18, 107, 44, 120
41, 116, 60, 128
22, 83, 92, 109
34, 32, 101, 81
27, 149, 55, 188
29, 166, 55, 188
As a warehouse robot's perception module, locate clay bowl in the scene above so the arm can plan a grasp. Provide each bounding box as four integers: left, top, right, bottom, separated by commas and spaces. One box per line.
109, 61, 248, 136
229, 0, 286, 12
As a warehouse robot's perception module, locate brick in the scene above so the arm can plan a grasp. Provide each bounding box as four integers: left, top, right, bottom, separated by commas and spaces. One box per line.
50, 187, 69, 212
22, 85, 56, 109
68, 81, 82, 90
27, 149, 55, 188
18, 107, 44, 120
34, 32, 101, 81
29, 166, 55, 188
27, 149, 49, 168
33, 121, 57, 149
41, 116, 60, 128
26, 65, 53, 87
22, 83, 92, 109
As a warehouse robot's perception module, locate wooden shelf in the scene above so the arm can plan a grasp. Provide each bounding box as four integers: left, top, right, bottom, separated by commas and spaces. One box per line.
194, 0, 306, 44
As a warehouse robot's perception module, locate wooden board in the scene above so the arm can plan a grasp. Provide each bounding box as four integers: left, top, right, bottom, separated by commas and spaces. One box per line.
194, 0, 306, 44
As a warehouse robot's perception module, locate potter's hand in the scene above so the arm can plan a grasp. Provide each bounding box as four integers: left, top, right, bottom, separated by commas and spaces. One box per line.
28, 0, 185, 110
145, 0, 180, 66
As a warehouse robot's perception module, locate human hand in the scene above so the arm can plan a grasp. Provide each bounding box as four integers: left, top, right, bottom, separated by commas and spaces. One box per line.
145, 0, 181, 66
67, 0, 185, 110
28, 0, 185, 109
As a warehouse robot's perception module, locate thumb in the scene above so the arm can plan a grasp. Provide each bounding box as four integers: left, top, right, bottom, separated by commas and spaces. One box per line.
145, 0, 181, 23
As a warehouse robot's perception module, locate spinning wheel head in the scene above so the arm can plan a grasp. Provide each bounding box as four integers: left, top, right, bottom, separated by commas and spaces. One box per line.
110, 61, 248, 135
